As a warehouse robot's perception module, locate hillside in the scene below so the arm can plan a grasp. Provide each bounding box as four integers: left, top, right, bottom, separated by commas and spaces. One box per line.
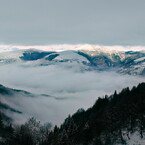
43, 82, 145, 145
1, 82, 145, 145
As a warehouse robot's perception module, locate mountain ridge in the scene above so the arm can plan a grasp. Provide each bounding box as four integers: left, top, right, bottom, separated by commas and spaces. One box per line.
1, 47, 145, 75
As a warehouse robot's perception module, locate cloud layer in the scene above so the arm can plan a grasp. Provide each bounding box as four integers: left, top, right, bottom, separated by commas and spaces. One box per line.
0, 0, 145, 45
0, 61, 144, 125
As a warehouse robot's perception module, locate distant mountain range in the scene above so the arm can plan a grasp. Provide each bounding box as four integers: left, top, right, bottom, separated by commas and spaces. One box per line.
1, 45, 145, 75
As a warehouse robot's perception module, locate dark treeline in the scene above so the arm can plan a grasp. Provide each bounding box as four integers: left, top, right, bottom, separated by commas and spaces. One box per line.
0, 112, 13, 145
1, 83, 145, 145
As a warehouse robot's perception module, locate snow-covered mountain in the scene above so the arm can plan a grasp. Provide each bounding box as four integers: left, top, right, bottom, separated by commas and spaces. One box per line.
1, 44, 145, 75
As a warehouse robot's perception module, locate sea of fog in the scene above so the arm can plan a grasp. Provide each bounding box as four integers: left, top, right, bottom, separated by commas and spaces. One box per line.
0, 62, 144, 125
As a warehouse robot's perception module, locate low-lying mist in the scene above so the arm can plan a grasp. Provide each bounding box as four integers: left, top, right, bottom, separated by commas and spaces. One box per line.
0, 62, 144, 125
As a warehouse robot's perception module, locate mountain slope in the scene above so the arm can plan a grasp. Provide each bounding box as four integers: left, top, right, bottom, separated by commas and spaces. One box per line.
0, 84, 35, 122
1, 46, 145, 75
43, 82, 145, 145
2, 82, 145, 145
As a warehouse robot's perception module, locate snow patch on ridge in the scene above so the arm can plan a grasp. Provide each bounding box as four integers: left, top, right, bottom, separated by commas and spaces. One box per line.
0, 44, 145, 53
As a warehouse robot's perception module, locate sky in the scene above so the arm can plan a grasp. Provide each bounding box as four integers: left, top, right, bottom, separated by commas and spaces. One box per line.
0, 0, 145, 45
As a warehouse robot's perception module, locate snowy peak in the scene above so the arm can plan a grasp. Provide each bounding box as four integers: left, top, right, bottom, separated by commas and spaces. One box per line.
52, 51, 89, 62
74, 44, 96, 51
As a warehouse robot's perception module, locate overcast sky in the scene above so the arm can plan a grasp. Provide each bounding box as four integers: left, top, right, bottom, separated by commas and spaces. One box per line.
0, 0, 145, 45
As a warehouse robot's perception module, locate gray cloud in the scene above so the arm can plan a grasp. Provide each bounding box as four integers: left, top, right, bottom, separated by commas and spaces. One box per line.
0, 0, 145, 45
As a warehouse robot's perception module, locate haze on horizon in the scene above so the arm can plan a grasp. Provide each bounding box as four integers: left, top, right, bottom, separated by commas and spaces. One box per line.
0, 0, 145, 45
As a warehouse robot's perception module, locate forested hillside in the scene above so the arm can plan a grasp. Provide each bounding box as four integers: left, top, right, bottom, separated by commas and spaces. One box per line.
1, 83, 145, 145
